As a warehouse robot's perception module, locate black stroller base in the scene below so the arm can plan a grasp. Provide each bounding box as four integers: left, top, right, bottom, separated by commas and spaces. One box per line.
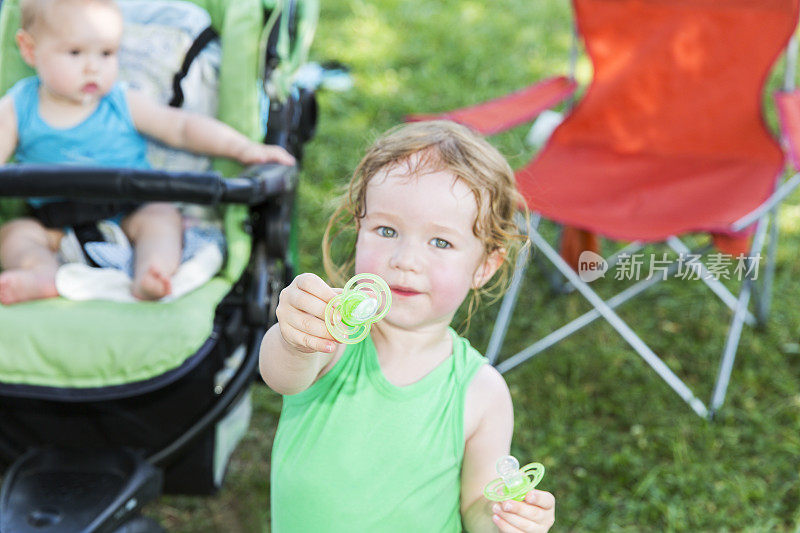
0, 447, 162, 533
0, 299, 256, 497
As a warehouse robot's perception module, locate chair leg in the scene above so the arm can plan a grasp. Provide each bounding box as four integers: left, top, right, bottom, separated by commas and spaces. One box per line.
708, 214, 770, 417
709, 276, 753, 418
666, 237, 756, 327
754, 210, 779, 326
486, 244, 530, 364
496, 213, 771, 418
486, 214, 538, 364
495, 260, 677, 374
528, 227, 710, 418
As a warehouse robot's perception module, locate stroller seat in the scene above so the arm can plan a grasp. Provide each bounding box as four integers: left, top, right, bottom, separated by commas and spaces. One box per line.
0, 279, 233, 391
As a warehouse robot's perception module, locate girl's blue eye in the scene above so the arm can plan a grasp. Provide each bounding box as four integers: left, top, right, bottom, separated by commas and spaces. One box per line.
102, 50, 115, 57
69, 49, 81, 56
431, 238, 451, 249
377, 226, 396, 238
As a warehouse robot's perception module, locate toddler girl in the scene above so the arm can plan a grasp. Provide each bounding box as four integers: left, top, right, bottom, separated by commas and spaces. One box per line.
260, 120, 555, 532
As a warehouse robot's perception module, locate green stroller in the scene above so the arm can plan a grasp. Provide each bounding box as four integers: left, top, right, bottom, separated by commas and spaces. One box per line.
0, 0, 318, 531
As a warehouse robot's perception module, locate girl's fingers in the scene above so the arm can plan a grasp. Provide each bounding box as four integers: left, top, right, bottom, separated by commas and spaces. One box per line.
294, 273, 336, 299
284, 313, 333, 342
287, 331, 336, 354
525, 490, 555, 511
280, 315, 336, 353
492, 512, 525, 533
492, 502, 535, 531
276, 274, 354, 353
283, 286, 329, 320
493, 497, 555, 531
280, 273, 337, 318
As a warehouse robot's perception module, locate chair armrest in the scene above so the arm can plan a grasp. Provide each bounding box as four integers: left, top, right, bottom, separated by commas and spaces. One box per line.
0, 163, 297, 206
406, 75, 577, 135
776, 90, 800, 169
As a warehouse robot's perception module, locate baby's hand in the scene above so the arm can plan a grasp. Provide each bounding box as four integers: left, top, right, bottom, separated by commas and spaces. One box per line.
237, 142, 296, 166
275, 273, 338, 355
491, 490, 555, 533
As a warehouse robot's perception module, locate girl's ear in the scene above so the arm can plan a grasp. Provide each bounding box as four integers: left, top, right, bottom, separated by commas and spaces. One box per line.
16, 30, 36, 67
472, 248, 505, 289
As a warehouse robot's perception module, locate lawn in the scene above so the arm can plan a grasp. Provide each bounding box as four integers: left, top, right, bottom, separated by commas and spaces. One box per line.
150, 0, 800, 531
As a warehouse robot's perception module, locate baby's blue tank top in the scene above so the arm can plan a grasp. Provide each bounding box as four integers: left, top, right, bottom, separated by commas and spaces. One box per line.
270, 328, 488, 532
9, 76, 149, 170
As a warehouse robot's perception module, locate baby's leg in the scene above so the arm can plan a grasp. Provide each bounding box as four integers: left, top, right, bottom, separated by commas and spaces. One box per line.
122, 203, 182, 300
0, 218, 63, 304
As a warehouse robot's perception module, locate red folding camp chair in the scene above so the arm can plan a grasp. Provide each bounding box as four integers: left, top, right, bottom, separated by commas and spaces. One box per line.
410, 0, 800, 419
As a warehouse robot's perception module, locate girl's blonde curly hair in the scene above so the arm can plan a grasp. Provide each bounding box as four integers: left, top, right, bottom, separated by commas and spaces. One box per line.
323, 120, 527, 328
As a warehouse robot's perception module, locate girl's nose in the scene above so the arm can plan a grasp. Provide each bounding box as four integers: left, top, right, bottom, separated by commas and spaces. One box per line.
389, 241, 422, 273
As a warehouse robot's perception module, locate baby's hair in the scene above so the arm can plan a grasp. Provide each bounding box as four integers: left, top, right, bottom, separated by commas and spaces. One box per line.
323, 120, 527, 327
20, 0, 119, 32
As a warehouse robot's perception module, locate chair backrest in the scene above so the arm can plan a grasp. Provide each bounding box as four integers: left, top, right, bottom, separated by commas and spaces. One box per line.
558, 0, 799, 161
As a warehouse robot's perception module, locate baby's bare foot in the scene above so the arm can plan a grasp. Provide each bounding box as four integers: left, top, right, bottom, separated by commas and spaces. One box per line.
132, 265, 172, 300
0, 269, 58, 305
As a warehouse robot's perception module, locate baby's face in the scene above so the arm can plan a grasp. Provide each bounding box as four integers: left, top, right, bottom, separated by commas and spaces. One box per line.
25, 2, 123, 107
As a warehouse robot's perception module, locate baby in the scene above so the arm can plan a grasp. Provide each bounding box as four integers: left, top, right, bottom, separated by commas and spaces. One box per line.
0, 0, 294, 304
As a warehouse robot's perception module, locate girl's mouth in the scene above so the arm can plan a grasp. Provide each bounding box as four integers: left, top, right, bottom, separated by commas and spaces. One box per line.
82, 83, 99, 93
391, 286, 421, 297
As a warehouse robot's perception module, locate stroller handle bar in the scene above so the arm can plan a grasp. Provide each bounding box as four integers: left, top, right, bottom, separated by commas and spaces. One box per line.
0, 163, 298, 205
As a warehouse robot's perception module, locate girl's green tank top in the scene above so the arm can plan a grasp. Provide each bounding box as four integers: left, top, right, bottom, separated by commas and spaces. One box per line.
270, 328, 487, 532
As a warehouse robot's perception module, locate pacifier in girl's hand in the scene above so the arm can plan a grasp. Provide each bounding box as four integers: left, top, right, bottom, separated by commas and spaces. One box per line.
484, 455, 545, 502
324, 273, 391, 344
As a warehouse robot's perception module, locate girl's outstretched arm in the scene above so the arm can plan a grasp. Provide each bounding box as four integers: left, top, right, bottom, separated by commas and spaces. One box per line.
259, 273, 340, 395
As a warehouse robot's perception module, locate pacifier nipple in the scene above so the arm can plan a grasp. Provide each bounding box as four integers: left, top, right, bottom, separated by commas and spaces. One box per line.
497, 455, 526, 492
351, 296, 379, 322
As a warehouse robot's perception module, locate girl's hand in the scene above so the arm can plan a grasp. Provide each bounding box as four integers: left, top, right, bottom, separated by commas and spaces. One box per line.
491, 490, 555, 533
237, 141, 296, 166
275, 273, 338, 354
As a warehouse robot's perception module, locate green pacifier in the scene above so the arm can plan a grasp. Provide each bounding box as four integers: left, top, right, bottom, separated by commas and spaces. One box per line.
483, 455, 545, 502
324, 274, 392, 344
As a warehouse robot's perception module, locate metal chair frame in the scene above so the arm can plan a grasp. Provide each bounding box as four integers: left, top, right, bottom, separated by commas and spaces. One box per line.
485, 30, 800, 420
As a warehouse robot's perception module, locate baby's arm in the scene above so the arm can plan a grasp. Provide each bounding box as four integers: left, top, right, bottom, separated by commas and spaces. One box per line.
0, 95, 18, 164
461, 366, 555, 533
259, 273, 341, 395
126, 89, 295, 166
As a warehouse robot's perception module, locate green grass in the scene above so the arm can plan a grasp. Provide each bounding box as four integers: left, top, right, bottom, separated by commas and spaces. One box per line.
149, 0, 800, 530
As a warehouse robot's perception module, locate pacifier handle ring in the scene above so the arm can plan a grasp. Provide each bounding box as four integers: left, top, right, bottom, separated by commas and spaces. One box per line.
324, 274, 391, 344
521, 462, 545, 489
